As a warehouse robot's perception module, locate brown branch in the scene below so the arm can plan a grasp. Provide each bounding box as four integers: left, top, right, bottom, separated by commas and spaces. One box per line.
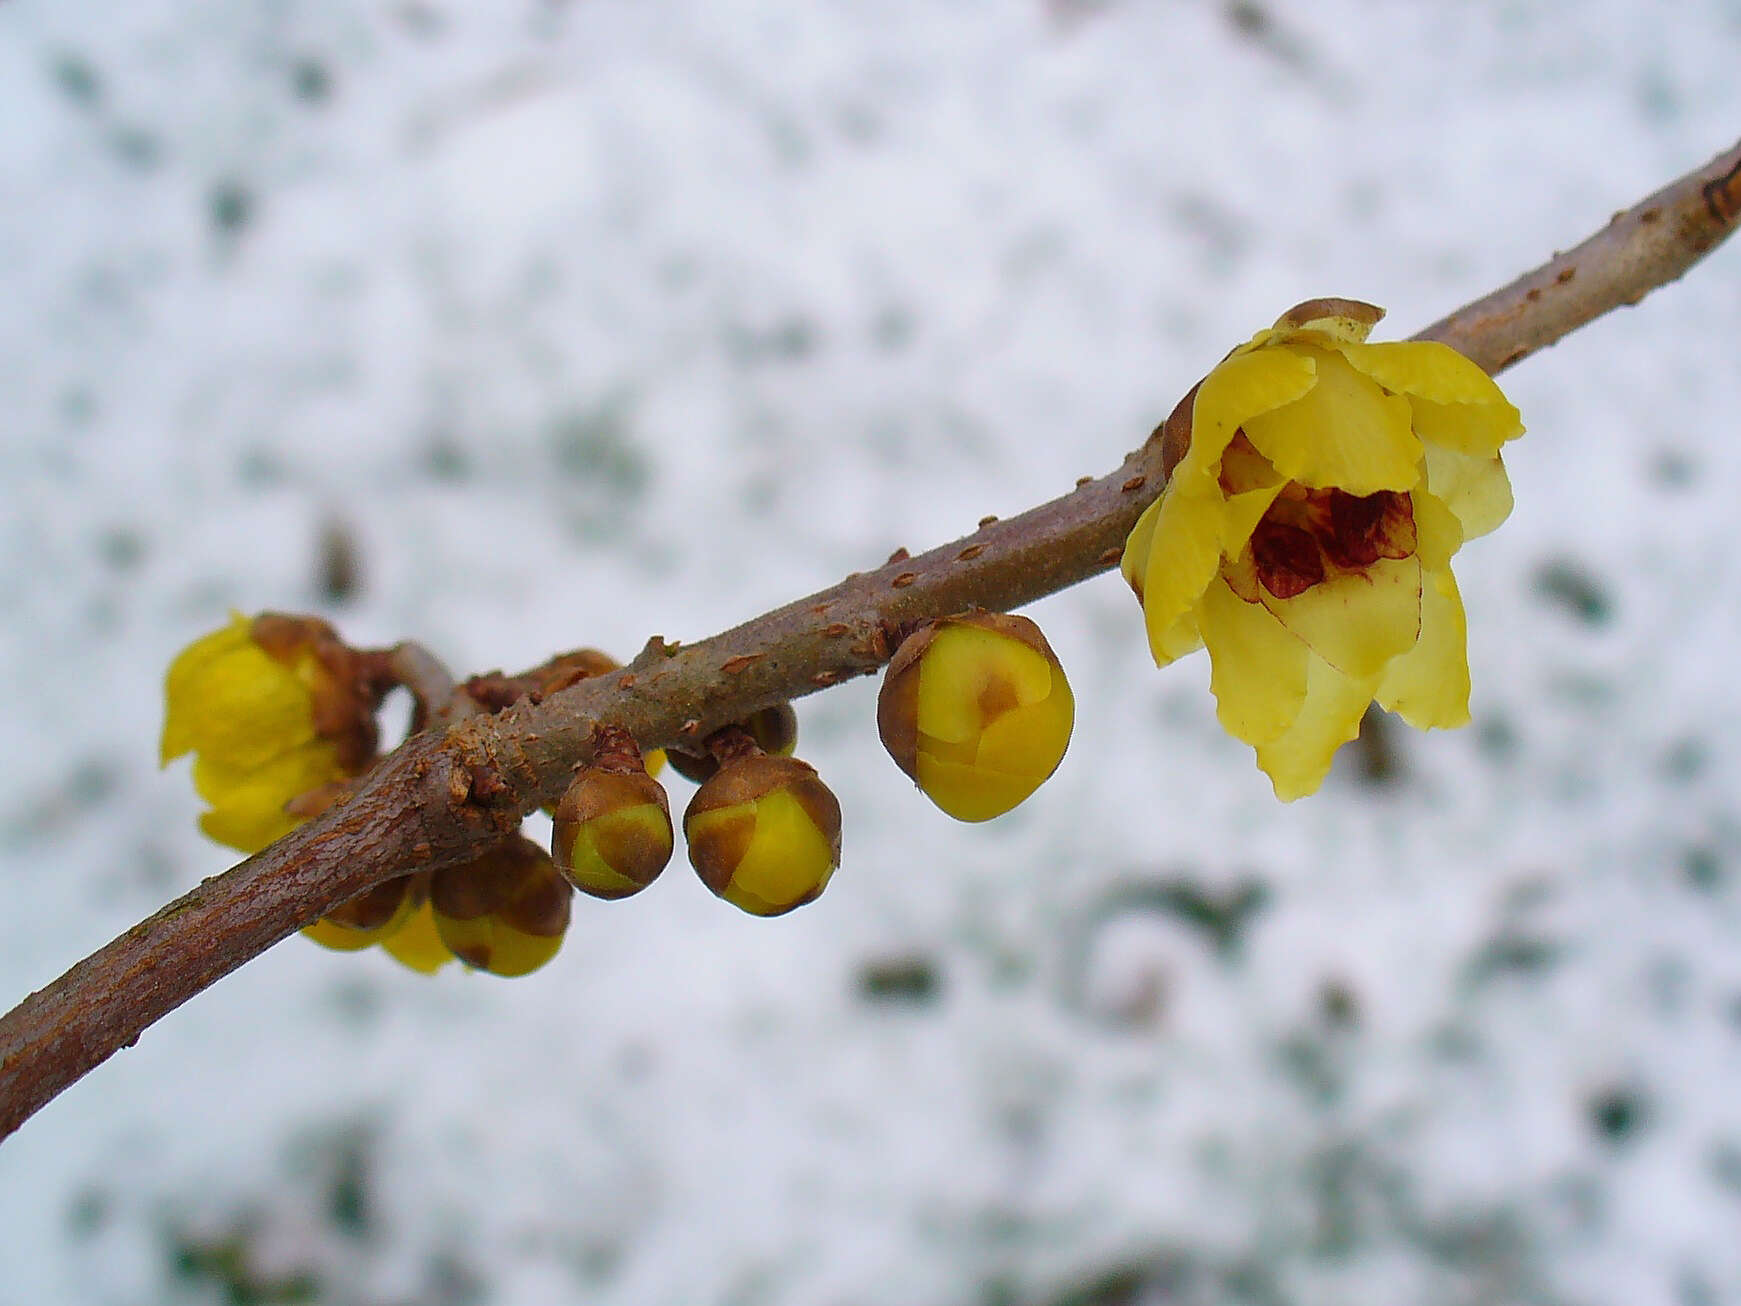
380, 641, 464, 726
1413, 139, 1741, 369
2, 137, 1737, 1145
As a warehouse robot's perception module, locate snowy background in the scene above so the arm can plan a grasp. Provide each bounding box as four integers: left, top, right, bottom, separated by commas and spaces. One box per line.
3, 1, 1741, 1303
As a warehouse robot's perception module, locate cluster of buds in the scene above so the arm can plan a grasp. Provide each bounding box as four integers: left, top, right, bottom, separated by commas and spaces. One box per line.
163, 599, 1086, 975
552, 715, 842, 919
162, 605, 1081, 972
159, 622, 879, 972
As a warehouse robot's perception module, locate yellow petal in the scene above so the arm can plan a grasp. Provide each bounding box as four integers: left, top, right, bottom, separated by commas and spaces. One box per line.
973, 674, 1075, 780
1260, 556, 1422, 680
301, 918, 380, 953
1198, 577, 1309, 746
914, 755, 1044, 824
1243, 347, 1422, 494
161, 615, 255, 763
1121, 495, 1162, 600
173, 644, 321, 771
1254, 655, 1378, 800
916, 625, 1054, 744
199, 802, 302, 855
191, 741, 342, 853
483, 927, 566, 977
1407, 396, 1524, 458
191, 740, 341, 808
719, 789, 837, 914
560, 812, 665, 899
1139, 481, 1225, 657
1338, 339, 1522, 459
1220, 483, 1286, 559
1423, 444, 1514, 540
1174, 346, 1319, 483
380, 901, 455, 973
1376, 568, 1471, 729
1217, 435, 1283, 495
438, 915, 564, 977
1336, 340, 1513, 408
1150, 609, 1203, 666
1411, 489, 1464, 572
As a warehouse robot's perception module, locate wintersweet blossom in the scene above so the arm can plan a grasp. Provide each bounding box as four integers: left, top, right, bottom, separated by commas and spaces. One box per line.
1122, 299, 1523, 799
160, 612, 373, 852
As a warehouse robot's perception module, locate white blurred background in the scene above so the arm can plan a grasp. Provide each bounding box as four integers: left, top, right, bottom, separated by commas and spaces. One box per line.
2, 2, 1740, 1303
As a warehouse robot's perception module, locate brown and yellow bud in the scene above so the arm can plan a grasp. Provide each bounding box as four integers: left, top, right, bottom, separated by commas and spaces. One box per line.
877, 611, 1074, 822
684, 755, 841, 917
552, 765, 674, 900
430, 835, 573, 977
302, 873, 424, 950
667, 704, 798, 785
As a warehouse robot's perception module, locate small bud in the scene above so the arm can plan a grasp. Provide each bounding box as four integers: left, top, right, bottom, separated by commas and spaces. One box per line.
685, 755, 841, 917
877, 611, 1074, 822
552, 766, 674, 900
667, 704, 798, 784
302, 873, 423, 950
430, 835, 573, 977
533, 647, 624, 696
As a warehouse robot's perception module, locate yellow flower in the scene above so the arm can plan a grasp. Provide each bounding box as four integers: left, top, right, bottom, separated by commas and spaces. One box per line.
161, 612, 373, 852
1122, 299, 1522, 799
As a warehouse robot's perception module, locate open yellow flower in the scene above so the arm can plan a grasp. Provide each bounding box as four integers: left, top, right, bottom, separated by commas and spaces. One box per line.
161, 612, 375, 852
1122, 299, 1522, 799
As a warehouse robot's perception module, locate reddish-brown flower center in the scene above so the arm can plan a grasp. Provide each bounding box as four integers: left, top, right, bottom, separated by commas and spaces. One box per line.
1249, 520, 1324, 599
1245, 485, 1416, 601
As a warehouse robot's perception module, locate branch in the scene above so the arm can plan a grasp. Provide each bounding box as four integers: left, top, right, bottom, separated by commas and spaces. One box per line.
1412, 140, 1741, 368
2, 137, 1737, 1145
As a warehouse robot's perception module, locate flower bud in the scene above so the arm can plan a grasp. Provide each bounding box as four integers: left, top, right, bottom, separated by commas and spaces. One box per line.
552, 767, 674, 900
684, 755, 841, 917
430, 835, 573, 977
301, 874, 423, 950
667, 704, 798, 784
379, 899, 454, 974
877, 611, 1074, 822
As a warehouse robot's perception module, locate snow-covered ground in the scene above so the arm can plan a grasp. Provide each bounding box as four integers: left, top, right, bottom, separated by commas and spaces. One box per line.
3, 2, 1740, 1303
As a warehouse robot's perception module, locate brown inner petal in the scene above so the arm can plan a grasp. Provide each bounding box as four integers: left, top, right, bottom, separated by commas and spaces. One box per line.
1241, 485, 1417, 602
1249, 520, 1325, 600
1319, 489, 1416, 571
